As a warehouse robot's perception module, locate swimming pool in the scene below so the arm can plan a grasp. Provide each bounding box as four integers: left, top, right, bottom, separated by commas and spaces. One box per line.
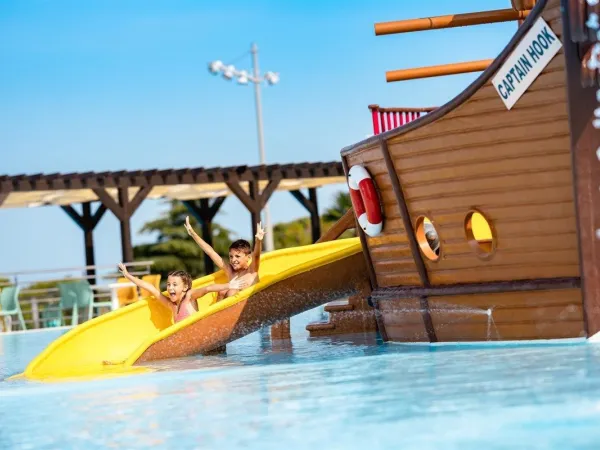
2, 308, 600, 449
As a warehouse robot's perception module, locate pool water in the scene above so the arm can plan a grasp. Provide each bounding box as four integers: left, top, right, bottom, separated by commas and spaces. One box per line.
2, 308, 600, 449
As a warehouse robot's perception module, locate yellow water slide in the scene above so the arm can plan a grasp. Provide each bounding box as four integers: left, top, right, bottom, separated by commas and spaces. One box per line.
15, 238, 366, 382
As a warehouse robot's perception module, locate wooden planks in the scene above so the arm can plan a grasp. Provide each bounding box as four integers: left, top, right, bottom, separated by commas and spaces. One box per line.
381, 4, 577, 285
381, 289, 585, 342
429, 289, 585, 341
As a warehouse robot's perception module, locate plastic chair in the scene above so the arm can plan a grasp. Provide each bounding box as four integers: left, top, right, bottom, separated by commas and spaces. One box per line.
0, 286, 26, 331
140, 274, 161, 298
57, 281, 94, 326
117, 277, 139, 307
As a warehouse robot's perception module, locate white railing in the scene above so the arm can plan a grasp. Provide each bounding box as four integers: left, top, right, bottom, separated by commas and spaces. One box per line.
0, 261, 155, 330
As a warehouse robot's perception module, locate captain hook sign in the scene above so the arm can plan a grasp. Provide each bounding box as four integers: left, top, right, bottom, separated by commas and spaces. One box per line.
492, 17, 562, 110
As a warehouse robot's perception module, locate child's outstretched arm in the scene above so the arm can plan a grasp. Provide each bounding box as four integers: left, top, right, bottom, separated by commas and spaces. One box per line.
184, 216, 228, 271
251, 221, 266, 272
118, 263, 172, 309
189, 277, 248, 300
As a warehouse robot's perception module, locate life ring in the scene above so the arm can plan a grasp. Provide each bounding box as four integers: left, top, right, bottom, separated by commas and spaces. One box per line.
347, 165, 383, 237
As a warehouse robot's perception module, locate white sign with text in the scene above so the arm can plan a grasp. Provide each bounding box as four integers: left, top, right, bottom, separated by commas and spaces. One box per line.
492, 17, 562, 110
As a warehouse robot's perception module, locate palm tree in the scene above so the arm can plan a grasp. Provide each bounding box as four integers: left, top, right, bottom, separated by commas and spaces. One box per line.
322, 191, 352, 223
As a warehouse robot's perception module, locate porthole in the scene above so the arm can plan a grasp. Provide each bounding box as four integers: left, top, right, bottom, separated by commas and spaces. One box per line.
464, 210, 496, 258
415, 216, 440, 261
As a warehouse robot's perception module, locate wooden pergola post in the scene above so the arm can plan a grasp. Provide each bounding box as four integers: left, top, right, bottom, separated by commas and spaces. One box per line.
182, 197, 226, 274
290, 187, 321, 243
61, 202, 107, 284
225, 179, 281, 248
92, 186, 152, 263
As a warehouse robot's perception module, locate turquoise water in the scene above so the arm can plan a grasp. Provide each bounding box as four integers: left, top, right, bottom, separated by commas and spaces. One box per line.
2, 308, 600, 449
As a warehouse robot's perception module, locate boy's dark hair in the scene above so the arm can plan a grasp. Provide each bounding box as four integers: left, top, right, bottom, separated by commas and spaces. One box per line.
229, 239, 252, 254
167, 270, 193, 291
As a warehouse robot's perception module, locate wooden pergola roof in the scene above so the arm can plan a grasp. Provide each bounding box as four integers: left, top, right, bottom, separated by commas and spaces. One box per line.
0, 161, 348, 272
0, 162, 346, 209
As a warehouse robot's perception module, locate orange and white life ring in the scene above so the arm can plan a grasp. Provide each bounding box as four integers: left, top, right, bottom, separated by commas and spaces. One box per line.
347, 165, 383, 237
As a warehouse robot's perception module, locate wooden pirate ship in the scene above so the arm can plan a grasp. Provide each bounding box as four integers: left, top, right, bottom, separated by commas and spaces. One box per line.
331, 0, 600, 343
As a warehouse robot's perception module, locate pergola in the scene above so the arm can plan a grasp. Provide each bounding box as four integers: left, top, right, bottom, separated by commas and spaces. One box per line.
0, 162, 346, 278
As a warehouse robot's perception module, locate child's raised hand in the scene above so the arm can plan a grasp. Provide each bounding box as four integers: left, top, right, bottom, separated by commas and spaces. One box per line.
118, 262, 128, 276
228, 277, 248, 291
184, 216, 195, 236
255, 221, 266, 241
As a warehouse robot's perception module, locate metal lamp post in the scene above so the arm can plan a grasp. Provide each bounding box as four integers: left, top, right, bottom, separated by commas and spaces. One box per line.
208, 43, 279, 252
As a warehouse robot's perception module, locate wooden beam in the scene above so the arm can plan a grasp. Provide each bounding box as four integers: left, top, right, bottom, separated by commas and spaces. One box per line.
369, 104, 438, 114
227, 179, 282, 243
60, 202, 106, 284
61, 205, 85, 229
308, 188, 321, 243
375, 8, 530, 36
118, 188, 134, 263
290, 188, 321, 243
90, 204, 107, 228
225, 181, 258, 213
290, 190, 317, 215
208, 197, 226, 219
0, 192, 9, 207
370, 277, 581, 300
182, 197, 227, 274
92, 188, 124, 221
248, 181, 261, 240
259, 179, 281, 209
316, 208, 356, 243
93, 187, 151, 263
386, 59, 493, 83
129, 186, 153, 213
561, 1, 600, 337
379, 140, 436, 342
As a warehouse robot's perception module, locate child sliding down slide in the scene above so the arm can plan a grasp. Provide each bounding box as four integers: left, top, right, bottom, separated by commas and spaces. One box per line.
185, 218, 266, 301
118, 264, 247, 323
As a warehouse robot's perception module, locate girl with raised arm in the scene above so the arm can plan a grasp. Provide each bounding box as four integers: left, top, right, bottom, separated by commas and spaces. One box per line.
117, 263, 247, 323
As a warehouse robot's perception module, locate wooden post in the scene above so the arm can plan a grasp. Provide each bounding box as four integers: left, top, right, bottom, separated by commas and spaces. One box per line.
386, 59, 493, 82
61, 202, 107, 284
182, 197, 226, 274
374, 8, 531, 35
316, 208, 356, 243
290, 187, 322, 243
561, 1, 600, 337
225, 179, 281, 247
92, 186, 152, 263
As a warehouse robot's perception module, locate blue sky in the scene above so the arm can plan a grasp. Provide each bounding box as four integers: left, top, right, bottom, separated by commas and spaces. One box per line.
0, 0, 516, 277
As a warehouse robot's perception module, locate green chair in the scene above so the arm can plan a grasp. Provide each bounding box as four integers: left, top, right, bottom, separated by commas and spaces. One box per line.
57, 281, 94, 326
0, 286, 26, 331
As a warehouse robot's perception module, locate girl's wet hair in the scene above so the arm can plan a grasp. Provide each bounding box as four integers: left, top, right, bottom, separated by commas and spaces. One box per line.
167, 270, 193, 290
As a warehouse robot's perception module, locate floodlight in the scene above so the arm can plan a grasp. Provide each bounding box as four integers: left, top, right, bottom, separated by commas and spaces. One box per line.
223, 65, 235, 80
237, 70, 249, 85
208, 60, 223, 74
264, 71, 280, 85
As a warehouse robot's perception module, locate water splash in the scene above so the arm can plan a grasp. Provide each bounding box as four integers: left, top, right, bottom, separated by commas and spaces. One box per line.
388, 302, 502, 341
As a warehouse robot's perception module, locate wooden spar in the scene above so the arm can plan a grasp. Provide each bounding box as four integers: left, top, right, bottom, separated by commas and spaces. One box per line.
386, 59, 493, 83
375, 8, 531, 36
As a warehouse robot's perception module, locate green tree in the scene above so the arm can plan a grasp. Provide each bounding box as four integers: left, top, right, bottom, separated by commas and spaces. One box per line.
322, 191, 353, 223
133, 201, 235, 283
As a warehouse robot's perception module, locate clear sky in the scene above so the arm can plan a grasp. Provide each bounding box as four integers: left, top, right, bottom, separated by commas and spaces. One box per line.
0, 0, 517, 277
